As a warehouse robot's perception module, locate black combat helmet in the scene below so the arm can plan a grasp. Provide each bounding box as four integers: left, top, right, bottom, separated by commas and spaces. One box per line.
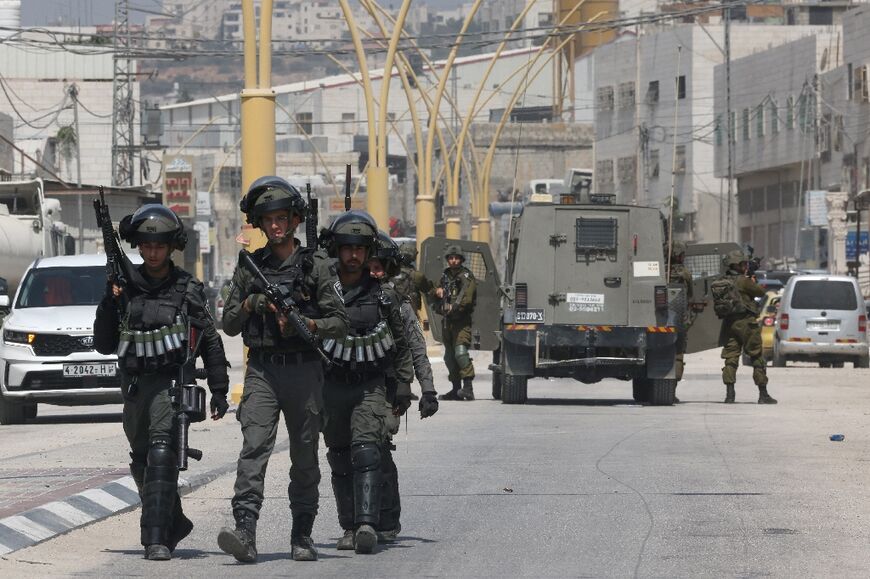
398, 241, 418, 267
239, 176, 306, 227
445, 244, 465, 263
374, 230, 400, 263
118, 204, 187, 250
324, 210, 378, 257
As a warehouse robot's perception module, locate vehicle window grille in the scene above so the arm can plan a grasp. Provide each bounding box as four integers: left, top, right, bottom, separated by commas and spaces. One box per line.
575, 217, 617, 257
684, 253, 722, 279
461, 251, 487, 280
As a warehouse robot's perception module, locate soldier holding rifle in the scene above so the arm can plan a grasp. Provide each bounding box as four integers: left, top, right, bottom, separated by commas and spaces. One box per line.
93, 198, 229, 561
217, 176, 348, 563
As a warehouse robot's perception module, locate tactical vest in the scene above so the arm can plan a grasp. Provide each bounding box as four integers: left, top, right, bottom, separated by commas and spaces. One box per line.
323, 279, 395, 374
391, 266, 420, 310
117, 270, 191, 375
242, 247, 322, 351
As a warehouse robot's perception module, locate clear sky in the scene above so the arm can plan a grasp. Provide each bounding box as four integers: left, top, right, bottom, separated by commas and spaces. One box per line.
20, 0, 469, 27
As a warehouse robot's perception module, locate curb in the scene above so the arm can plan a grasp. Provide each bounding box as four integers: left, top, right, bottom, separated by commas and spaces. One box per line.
0, 439, 290, 556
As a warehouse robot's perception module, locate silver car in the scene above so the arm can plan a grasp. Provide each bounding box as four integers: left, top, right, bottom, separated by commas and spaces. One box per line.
773, 274, 868, 368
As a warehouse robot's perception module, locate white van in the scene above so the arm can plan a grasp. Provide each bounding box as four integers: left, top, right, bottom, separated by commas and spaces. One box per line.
773, 274, 868, 368
0, 254, 138, 424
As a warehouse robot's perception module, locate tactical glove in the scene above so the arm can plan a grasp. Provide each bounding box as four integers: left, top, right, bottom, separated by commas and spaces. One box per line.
419, 392, 439, 419
392, 396, 412, 417
210, 390, 229, 420
245, 293, 269, 314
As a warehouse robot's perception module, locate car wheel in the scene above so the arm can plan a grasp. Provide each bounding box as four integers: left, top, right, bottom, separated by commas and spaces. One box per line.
24, 404, 37, 420
855, 356, 869, 369
820, 362, 831, 368
772, 343, 786, 368
831, 361, 845, 369
632, 378, 650, 403
502, 374, 528, 405
0, 394, 27, 425
491, 348, 502, 400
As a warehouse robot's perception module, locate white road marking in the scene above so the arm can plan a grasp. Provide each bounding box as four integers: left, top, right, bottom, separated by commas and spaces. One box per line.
78, 489, 130, 512
39, 501, 94, 527
0, 516, 55, 541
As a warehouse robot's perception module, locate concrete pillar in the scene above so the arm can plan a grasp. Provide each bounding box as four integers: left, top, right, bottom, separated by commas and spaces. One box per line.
826, 191, 849, 274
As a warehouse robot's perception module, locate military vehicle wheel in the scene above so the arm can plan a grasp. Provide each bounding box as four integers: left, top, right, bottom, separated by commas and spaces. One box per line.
24, 404, 37, 420
632, 378, 649, 403
492, 349, 502, 400
648, 379, 676, 406
0, 395, 26, 425
772, 344, 786, 368
502, 374, 528, 404
855, 356, 869, 369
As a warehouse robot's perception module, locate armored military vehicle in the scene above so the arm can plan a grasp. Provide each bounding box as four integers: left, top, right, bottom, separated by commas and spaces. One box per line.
486, 192, 688, 404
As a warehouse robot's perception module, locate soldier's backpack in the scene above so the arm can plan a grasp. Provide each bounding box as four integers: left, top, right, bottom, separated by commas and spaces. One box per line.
710, 275, 745, 318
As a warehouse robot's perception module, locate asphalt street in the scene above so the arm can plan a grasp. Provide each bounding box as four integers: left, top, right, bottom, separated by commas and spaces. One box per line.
2, 334, 870, 577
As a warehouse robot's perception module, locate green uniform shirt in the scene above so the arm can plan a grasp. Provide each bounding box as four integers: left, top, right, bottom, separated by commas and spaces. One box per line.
431, 265, 476, 321
222, 241, 348, 349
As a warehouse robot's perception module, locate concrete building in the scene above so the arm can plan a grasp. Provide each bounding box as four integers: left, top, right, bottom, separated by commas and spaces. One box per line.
0, 27, 139, 187
147, 0, 232, 48
594, 23, 833, 244
478, 0, 555, 48
712, 32, 839, 268
159, 47, 596, 278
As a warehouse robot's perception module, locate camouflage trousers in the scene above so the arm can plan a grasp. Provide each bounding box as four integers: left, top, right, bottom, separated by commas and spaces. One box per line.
443, 319, 475, 381
720, 316, 767, 387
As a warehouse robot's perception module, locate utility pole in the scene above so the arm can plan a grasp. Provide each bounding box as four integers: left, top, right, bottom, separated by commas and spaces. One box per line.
724, 3, 734, 241
68, 84, 83, 252
111, 0, 135, 186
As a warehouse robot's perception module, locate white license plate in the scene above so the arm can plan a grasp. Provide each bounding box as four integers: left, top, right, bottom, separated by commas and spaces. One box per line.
62, 363, 117, 377
807, 320, 839, 331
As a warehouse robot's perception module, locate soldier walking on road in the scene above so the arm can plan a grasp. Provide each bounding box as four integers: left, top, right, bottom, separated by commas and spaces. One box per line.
668, 241, 694, 403
319, 212, 414, 555
712, 250, 777, 405
94, 205, 230, 561
367, 231, 439, 542
431, 245, 477, 401
217, 177, 348, 563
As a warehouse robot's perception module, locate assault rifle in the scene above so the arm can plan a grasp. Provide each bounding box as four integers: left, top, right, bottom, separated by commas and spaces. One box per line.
238, 250, 331, 366
305, 183, 318, 249
92, 186, 136, 292
171, 318, 207, 471
437, 273, 459, 317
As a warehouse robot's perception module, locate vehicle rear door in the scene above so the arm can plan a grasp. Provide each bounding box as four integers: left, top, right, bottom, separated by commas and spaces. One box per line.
683, 242, 741, 353
420, 238, 501, 350
550, 206, 630, 325
786, 278, 862, 342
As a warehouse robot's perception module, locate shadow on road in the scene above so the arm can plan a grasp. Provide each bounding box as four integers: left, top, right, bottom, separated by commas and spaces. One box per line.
29, 412, 123, 425
522, 397, 641, 407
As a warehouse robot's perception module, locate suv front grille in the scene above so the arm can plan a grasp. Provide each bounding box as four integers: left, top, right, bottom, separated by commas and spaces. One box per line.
20, 371, 120, 391
32, 334, 95, 357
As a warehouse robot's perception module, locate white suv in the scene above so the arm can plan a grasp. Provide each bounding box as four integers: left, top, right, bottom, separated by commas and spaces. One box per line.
0, 254, 139, 424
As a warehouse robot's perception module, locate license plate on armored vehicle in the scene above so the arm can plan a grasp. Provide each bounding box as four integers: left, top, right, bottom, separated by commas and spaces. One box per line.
62, 363, 117, 377
515, 309, 544, 323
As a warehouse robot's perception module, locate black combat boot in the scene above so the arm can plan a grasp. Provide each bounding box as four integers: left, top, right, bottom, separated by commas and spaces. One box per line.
439, 380, 462, 400
724, 383, 735, 403
459, 378, 475, 401
166, 496, 194, 553
757, 385, 778, 404
290, 513, 318, 561
217, 508, 258, 563
144, 544, 171, 561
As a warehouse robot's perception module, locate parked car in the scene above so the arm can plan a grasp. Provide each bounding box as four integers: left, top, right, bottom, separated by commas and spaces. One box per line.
0, 254, 139, 424
743, 291, 782, 366
773, 275, 868, 368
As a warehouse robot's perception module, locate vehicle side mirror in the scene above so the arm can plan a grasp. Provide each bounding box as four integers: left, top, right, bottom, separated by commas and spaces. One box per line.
0, 295, 9, 308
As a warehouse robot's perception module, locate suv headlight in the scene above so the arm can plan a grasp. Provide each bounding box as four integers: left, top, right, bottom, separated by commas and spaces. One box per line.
3, 329, 35, 345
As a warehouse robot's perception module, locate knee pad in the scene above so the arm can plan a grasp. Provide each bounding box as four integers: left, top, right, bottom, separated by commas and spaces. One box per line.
146, 437, 177, 468
454, 344, 471, 368
351, 443, 381, 473
327, 447, 353, 476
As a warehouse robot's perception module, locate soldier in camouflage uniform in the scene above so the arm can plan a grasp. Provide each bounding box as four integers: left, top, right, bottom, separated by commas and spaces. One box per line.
217, 176, 348, 563
717, 250, 777, 405
431, 245, 477, 401
391, 242, 432, 317
667, 241, 693, 402
367, 231, 439, 543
